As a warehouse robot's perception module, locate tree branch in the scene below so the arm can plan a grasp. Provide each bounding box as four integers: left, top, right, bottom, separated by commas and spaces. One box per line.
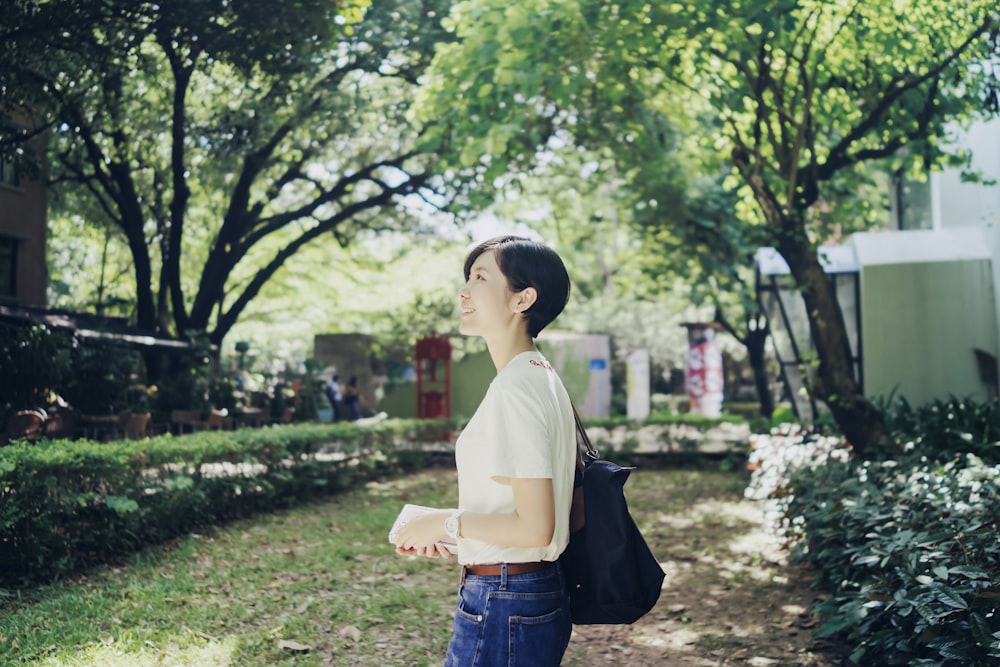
819, 15, 993, 179
212, 171, 430, 341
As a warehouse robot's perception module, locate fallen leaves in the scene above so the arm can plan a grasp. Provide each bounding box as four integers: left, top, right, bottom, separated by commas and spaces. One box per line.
338, 625, 362, 643
278, 639, 311, 653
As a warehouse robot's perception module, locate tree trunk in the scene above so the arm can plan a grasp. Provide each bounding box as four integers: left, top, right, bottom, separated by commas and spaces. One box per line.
777, 228, 892, 457
745, 324, 774, 419
713, 307, 775, 419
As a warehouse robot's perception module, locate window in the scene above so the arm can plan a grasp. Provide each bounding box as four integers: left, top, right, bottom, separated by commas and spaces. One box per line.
0, 236, 15, 298
0, 152, 17, 187
890, 172, 933, 231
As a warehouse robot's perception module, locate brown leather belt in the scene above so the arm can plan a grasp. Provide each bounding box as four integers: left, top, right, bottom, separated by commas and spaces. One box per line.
463, 561, 550, 577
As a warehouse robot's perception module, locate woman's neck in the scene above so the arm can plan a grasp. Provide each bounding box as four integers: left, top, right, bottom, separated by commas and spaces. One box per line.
486, 334, 537, 373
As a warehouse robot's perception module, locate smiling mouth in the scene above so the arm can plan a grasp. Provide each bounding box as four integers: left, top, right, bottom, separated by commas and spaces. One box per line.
461, 308, 474, 315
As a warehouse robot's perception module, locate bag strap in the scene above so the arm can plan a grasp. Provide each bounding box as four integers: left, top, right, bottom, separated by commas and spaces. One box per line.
571, 403, 598, 461
568, 403, 590, 529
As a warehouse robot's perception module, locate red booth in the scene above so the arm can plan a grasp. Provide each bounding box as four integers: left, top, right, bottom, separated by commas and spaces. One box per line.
416, 336, 452, 419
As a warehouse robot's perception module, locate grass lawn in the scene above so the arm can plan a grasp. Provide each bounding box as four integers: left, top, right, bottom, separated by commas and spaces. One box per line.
0, 463, 753, 666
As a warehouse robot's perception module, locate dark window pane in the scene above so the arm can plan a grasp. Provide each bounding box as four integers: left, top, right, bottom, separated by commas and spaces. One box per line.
0, 237, 16, 297
0, 155, 17, 186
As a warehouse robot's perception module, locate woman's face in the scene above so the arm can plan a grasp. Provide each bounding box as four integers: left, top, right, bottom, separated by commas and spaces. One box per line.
458, 250, 517, 338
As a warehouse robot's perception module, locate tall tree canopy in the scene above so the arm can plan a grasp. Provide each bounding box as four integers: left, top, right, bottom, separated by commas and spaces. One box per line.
416, 0, 1000, 455
1, 0, 451, 356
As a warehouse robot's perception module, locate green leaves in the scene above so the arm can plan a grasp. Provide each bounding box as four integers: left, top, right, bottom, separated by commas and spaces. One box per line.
754, 398, 1000, 666
104, 494, 139, 514
0, 419, 450, 587
7, 0, 454, 345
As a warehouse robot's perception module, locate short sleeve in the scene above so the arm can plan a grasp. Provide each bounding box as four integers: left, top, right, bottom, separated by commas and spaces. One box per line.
480, 386, 553, 482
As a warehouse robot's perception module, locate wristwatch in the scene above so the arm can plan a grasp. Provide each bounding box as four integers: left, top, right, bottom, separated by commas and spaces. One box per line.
444, 509, 464, 540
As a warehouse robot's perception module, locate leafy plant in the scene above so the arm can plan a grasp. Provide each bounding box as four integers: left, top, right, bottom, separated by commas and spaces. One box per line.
0, 324, 72, 422
788, 456, 1000, 666
61, 340, 140, 415
0, 419, 454, 587
883, 395, 1000, 465
749, 398, 1000, 666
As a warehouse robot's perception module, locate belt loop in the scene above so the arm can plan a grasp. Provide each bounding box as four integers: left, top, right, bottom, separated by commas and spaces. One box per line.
500, 563, 508, 590
460, 566, 467, 586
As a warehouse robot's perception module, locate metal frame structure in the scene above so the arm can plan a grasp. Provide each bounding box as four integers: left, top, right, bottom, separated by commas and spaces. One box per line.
754, 246, 862, 422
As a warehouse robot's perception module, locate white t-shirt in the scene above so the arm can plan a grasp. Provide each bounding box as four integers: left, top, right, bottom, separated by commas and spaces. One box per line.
454, 350, 577, 565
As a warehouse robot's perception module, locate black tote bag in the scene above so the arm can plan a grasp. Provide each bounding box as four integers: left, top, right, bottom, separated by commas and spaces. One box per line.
561, 407, 665, 624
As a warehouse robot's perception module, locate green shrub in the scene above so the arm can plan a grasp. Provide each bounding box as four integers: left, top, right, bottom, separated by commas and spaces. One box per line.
784, 455, 1000, 666
753, 397, 1000, 666
725, 401, 762, 419
770, 404, 798, 427
883, 396, 1000, 465
0, 324, 72, 422
0, 419, 453, 587
581, 412, 743, 430
61, 341, 140, 415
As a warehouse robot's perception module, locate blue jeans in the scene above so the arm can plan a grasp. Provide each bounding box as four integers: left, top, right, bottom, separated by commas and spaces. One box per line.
444, 562, 571, 667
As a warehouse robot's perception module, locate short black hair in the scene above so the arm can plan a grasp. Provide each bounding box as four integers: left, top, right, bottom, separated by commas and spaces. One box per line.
463, 235, 570, 338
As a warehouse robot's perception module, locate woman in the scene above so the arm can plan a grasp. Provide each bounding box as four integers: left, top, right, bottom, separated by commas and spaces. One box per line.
392, 235, 577, 666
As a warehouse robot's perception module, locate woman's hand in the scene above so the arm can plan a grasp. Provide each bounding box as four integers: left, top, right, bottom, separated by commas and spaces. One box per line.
392, 509, 454, 559
395, 543, 454, 559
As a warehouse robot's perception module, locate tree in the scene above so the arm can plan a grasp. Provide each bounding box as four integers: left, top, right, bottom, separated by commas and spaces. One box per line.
1, 0, 452, 371
415, 0, 1000, 455
628, 173, 778, 417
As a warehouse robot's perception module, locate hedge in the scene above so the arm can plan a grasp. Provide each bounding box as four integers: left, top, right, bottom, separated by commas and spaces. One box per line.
0, 419, 454, 587
748, 397, 1000, 667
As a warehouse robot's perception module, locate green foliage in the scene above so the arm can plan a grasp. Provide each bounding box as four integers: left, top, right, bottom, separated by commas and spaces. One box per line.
419, 0, 1000, 455
786, 455, 1000, 666
0, 419, 453, 586
421, 0, 998, 242
0, 324, 72, 421
770, 404, 798, 427
221, 233, 477, 370
725, 402, 763, 419
3, 0, 452, 346
882, 395, 1000, 465
761, 397, 1000, 666
61, 341, 141, 415
0, 323, 145, 420
368, 291, 465, 364
150, 336, 216, 413
581, 412, 742, 430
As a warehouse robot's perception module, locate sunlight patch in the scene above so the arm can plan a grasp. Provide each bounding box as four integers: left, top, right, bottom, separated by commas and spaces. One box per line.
661, 627, 701, 649
39, 635, 240, 667
631, 631, 668, 649
727, 531, 785, 561
727, 623, 768, 638
657, 499, 762, 530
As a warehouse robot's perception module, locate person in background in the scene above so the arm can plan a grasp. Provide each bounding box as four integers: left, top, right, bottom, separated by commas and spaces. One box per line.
391, 235, 576, 667
343, 375, 362, 421
323, 374, 343, 422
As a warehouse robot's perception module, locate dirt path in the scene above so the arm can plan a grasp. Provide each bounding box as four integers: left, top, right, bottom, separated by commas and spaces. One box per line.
561, 465, 849, 667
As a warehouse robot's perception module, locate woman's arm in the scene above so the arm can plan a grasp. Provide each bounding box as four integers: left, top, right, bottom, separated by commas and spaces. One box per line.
462, 477, 555, 548
392, 478, 556, 554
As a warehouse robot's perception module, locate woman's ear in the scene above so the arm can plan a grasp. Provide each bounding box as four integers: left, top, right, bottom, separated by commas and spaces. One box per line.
512, 287, 538, 313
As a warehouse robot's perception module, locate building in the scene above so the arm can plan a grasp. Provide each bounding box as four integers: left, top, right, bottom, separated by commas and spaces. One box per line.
0, 114, 47, 307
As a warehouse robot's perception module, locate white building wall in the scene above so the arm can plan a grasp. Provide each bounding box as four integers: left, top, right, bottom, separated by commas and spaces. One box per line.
851, 229, 998, 405
932, 117, 1000, 229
